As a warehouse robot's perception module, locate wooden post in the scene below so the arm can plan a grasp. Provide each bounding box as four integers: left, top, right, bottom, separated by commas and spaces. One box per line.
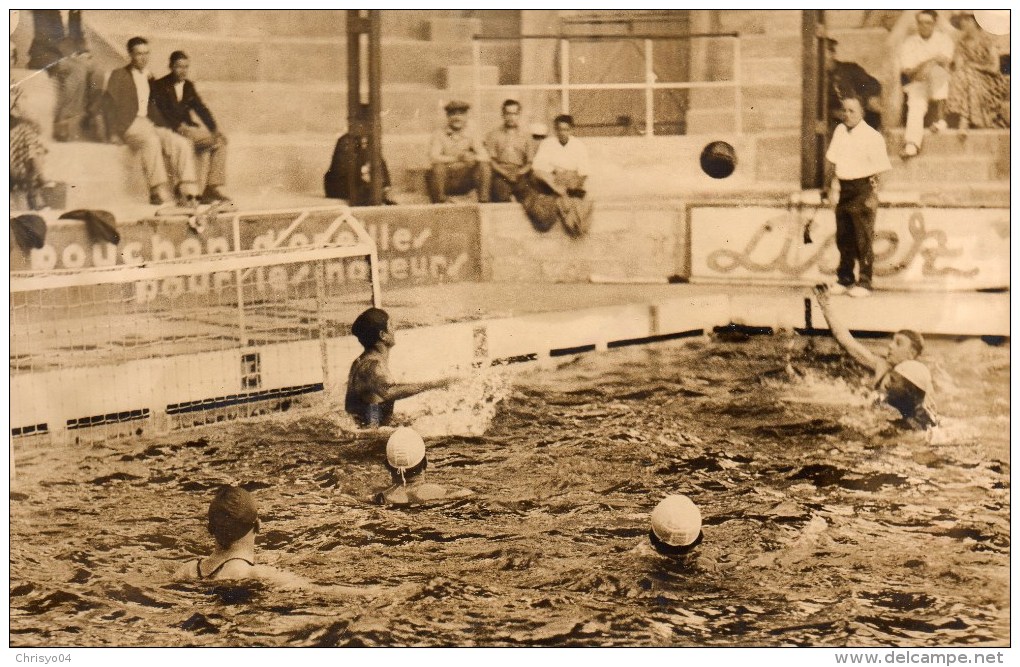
800, 10, 827, 190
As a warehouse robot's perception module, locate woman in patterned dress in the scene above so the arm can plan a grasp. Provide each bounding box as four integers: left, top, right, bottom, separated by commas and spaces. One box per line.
947, 12, 1010, 133
10, 42, 48, 209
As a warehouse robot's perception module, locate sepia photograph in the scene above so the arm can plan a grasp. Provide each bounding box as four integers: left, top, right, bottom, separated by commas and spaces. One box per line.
7, 6, 1011, 654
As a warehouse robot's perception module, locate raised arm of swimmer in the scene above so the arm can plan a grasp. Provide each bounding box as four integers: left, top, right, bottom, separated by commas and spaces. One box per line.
814, 286, 883, 371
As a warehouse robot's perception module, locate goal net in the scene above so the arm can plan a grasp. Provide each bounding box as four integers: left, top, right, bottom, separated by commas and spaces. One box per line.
10, 207, 380, 445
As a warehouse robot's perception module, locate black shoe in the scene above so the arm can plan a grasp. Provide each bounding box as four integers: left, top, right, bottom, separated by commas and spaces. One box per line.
200, 187, 231, 204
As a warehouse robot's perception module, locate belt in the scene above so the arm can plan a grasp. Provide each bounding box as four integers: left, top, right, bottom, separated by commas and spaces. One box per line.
839, 177, 873, 186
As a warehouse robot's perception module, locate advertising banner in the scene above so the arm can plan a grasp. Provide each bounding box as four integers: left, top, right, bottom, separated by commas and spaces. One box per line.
689, 206, 1009, 291
11, 205, 482, 288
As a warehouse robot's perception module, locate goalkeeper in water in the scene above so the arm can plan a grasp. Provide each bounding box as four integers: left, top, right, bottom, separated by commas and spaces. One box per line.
344, 307, 453, 428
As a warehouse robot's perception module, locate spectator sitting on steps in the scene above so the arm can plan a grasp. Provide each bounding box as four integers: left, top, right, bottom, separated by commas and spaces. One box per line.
102, 36, 200, 206
323, 104, 397, 206
898, 10, 955, 158
947, 11, 1010, 135
427, 100, 491, 204
151, 51, 231, 204
484, 99, 535, 203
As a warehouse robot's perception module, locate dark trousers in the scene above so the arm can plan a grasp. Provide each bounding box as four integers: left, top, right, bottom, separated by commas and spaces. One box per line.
427, 160, 492, 203
835, 177, 878, 288
490, 171, 519, 203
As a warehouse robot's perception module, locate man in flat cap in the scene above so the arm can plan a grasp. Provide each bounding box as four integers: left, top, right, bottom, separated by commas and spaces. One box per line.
427, 100, 491, 204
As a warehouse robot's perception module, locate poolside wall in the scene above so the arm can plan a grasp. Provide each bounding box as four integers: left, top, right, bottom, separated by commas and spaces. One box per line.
9, 198, 1010, 447
10, 285, 1009, 449
13, 197, 1010, 290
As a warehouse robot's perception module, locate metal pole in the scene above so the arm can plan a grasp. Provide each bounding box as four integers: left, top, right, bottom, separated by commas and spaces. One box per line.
644, 38, 654, 137
367, 10, 383, 206
560, 38, 570, 113
800, 10, 826, 190
346, 10, 362, 204
733, 36, 742, 135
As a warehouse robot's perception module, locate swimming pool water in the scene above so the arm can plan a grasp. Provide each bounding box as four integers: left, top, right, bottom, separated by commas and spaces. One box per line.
9, 334, 1010, 647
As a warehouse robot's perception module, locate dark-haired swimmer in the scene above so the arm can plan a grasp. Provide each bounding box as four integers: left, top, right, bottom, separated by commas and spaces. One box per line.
174, 486, 393, 596
174, 485, 260, 581
814, 286, 938, 429
374, 428, 473, 506
345, 307, 455, 428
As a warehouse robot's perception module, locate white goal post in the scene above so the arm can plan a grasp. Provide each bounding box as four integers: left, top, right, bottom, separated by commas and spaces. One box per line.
10, 207, 381, 445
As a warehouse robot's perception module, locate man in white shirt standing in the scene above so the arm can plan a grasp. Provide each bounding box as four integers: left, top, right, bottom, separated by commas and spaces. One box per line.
899, 10, 955, 158
823, 96, 892, 298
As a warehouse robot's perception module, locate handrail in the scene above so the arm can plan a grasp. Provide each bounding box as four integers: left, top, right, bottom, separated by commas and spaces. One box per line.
473, 32, 739, 41
471, 32, 743, 137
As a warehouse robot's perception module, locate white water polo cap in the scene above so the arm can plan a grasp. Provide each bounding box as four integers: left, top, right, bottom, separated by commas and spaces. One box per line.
386, 427, 426, 470
651, 495, 702, 547
893, 360, 932, 395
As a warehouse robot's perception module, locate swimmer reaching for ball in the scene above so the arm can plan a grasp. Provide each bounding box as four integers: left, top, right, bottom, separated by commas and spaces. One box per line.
814, 286, 938, 430
374, 428, 473, 506
346, 308, 456, 428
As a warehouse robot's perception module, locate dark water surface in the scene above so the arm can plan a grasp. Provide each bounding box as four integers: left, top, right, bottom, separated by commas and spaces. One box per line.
9, 335, 1009, 646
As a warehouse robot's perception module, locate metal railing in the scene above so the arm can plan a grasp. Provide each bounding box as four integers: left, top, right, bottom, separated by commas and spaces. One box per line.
470, 32, 742, 137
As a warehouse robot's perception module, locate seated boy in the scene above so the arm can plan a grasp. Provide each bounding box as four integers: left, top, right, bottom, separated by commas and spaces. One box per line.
374, 427, 473, 506
345, 307, 453, 428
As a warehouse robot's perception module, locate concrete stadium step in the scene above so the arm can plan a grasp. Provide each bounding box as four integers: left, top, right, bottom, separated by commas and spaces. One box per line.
427, 17, 482, 42
87, 9, 347, 39
885, 155, 1001, 184
202, 83, 511, 136
100, 31, 474, 84
884, 129, 1009, 159
381, 10, 474, 40
44, 143, 148, 208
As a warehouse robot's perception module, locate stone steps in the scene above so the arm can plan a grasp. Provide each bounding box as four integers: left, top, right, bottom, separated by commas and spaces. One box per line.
100, 30, 476, 84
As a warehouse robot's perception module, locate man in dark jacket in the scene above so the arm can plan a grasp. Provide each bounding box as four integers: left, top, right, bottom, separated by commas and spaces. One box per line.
826, 37, 883, 134
102, 36, 198, 205
151, 51, 230, 203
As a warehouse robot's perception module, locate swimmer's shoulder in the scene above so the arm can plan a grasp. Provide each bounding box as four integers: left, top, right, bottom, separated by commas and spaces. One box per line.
172, 558, 201, 581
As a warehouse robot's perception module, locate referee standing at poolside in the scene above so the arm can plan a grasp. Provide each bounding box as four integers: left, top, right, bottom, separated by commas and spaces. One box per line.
822, 95, 892, 298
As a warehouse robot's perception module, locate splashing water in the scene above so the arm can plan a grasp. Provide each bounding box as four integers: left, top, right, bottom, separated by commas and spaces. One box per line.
9, 335, 1009, 647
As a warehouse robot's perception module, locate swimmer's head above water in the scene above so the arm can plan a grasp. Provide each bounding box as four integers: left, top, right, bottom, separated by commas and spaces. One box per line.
386, 427, 428, 484
649, 495, 703, 558
351, 307, 393, 350
885, 330, 924, 366
208, 486, 260, 548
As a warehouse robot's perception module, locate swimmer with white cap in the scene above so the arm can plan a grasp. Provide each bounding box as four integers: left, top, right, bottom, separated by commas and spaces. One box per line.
814, 286, 938, 429
649, 494, 704, 558
374, 427, 473, 506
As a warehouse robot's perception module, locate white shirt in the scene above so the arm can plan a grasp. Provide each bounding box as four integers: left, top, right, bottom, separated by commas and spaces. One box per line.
825, 121, 892, 180
899, 31, 955, 73
532, 135, 590, 176
130, 67, 150, 118
174, 80, 185, 102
